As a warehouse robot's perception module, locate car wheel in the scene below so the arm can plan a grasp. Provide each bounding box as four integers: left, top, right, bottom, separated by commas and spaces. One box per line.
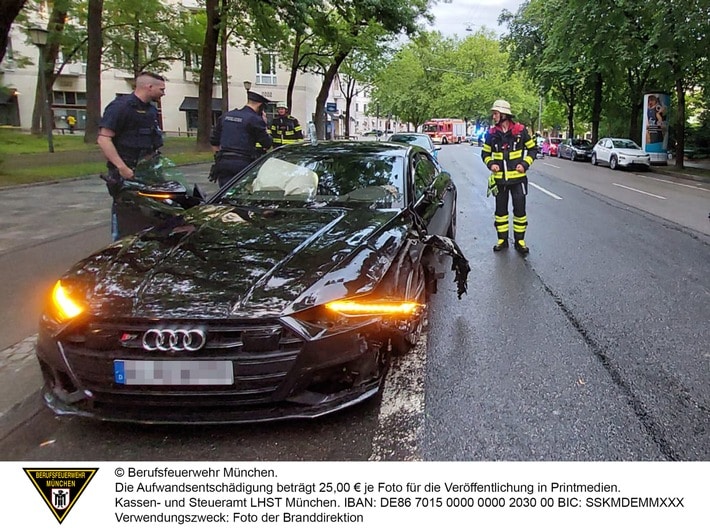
390, 259, 428, 355
442, 137, 448, 145
403, 262, 427, 350
570, 152, 576, 162
591, 153, 597, 165
610, 155, 618, 170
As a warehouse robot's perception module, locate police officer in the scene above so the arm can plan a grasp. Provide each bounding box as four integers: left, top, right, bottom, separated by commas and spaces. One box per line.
481, 99, 538, 254
209, 91, 273, 187
269, 101, 304, 147
97, 71, 166, 240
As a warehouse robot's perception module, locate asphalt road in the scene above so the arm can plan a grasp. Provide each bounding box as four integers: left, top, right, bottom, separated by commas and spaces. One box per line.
0, 149, 708, 461
423, 147, 709, 460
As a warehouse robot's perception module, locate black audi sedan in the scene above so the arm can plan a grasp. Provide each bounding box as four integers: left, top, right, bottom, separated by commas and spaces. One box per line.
36, 141, 467, 424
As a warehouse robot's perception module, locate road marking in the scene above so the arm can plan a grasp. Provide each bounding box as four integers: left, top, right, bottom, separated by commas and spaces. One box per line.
543, 162, 560, 169
613, 183, 666, 199
529, 182, 563, 200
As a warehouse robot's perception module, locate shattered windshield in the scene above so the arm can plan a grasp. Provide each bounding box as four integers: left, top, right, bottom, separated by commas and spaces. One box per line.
216, 150, 406, 210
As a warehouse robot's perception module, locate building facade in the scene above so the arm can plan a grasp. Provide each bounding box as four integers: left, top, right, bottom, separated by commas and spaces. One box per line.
0, 5, 389, 138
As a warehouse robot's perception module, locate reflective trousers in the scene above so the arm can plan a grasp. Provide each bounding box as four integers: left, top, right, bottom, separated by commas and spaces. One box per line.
493, 181, 528, 242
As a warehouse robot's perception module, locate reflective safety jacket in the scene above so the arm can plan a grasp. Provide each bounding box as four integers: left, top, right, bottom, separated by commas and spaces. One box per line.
269, 115, 304, 146
481, 122, 537, 184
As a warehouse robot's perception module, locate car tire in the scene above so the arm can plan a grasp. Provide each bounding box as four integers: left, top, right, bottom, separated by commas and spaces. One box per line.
387, 258, 428, 356
591, 153, 597, 165
570, 152, 576, 162
610, 155, 618, 170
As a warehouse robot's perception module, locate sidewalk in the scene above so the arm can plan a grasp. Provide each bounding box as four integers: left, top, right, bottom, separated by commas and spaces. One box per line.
651, 157, 710, 183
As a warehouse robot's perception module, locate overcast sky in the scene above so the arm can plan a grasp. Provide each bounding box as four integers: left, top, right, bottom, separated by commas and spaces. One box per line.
426, 0, 524, 38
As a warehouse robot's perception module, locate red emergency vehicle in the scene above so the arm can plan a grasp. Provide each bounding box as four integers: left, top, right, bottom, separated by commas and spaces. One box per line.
423, 118, 467, 144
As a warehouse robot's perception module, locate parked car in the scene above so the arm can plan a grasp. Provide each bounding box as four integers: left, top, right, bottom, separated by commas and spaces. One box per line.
388, 132, 441, 161
541, 137, 563, 157
362, 129, 384, 137
35, 141, 469, 424
591, 137, 651, 170
558, 138, 594, 161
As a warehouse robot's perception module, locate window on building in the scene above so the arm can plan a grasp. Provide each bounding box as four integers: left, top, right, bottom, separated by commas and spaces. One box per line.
53, 91, 86, 106
256, 52, 277, 85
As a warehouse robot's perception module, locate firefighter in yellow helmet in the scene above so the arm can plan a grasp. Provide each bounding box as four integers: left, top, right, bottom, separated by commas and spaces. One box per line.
268, 101, 304, 147
481, 99, 538, 254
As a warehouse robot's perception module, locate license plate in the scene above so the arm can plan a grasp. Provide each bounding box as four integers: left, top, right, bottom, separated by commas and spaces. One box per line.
114, 360, 234, 385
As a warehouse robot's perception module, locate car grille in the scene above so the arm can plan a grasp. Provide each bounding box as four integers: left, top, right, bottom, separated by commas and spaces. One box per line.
58, 319, 304, 408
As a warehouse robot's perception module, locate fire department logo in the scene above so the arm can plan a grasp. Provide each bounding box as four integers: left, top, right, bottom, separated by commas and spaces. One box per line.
24, 468, 98, 524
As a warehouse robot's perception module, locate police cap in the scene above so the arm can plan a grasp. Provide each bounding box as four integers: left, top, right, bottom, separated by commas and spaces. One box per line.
247, 91, 271, 105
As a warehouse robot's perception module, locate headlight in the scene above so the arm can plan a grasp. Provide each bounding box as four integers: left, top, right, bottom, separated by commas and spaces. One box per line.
326, 299, 422, 317
49, 280, 85, 322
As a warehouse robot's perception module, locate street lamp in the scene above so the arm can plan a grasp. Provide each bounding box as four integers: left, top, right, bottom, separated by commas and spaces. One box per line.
243, 80, 252, 96
29, 26, 54, 153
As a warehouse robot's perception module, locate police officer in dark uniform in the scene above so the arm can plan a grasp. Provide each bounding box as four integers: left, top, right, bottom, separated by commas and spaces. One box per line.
209, 91, 273, 188
97, 71, 166, 240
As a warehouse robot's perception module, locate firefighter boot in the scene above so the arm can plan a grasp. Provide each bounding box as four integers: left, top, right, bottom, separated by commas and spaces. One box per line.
493, 235, 509, 252
514, 239, 529, 254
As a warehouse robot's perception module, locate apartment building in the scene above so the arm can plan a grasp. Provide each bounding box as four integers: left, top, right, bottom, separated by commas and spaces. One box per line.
0, 5, 389, 138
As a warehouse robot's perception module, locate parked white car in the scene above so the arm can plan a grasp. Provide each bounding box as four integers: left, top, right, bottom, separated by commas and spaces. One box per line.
591, 137, 651, 170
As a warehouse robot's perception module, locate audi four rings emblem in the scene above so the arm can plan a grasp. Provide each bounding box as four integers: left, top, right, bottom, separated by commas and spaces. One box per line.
142, 328, 207, 351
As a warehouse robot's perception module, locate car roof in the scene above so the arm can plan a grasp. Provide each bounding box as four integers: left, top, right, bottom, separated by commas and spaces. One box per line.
274, 140, 412, 157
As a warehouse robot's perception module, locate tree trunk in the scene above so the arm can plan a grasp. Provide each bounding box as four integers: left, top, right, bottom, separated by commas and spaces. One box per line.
591, 72, 602, 144
286, 36, 302, 112
196, 0, 220, 150
31, 5, 68, 135
674, 77, 685, 169
0, 0, 26, 65
566, 86, 575, 139
219, 4, 228, 115
314, 52, 348, 140
84, 0, 104, 144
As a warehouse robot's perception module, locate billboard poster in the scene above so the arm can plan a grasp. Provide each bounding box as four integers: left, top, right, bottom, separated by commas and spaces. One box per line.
641, 92, 670, 164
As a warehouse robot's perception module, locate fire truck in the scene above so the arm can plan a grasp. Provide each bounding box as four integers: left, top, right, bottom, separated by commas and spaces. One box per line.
423, 118, 467, 144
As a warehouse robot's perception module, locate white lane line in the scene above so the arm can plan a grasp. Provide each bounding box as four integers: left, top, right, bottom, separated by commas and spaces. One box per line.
529, 182, 563, 200
543, 162, 561, 169
612, 183, 666, 199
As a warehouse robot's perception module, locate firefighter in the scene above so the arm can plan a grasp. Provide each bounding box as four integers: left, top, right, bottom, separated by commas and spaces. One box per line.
268, 101, 304, 147
481, 99, 538, 254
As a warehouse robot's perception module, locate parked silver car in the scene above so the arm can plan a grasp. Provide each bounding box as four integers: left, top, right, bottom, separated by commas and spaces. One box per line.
591, 138, 651, 170
558, 138, 594, 161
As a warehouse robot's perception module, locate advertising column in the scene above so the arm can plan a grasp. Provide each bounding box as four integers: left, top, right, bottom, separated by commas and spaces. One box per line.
641, 92, 670, 165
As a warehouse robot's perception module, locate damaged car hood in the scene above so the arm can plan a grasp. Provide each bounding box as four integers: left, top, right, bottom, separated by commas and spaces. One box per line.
65, 205, 408, 319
